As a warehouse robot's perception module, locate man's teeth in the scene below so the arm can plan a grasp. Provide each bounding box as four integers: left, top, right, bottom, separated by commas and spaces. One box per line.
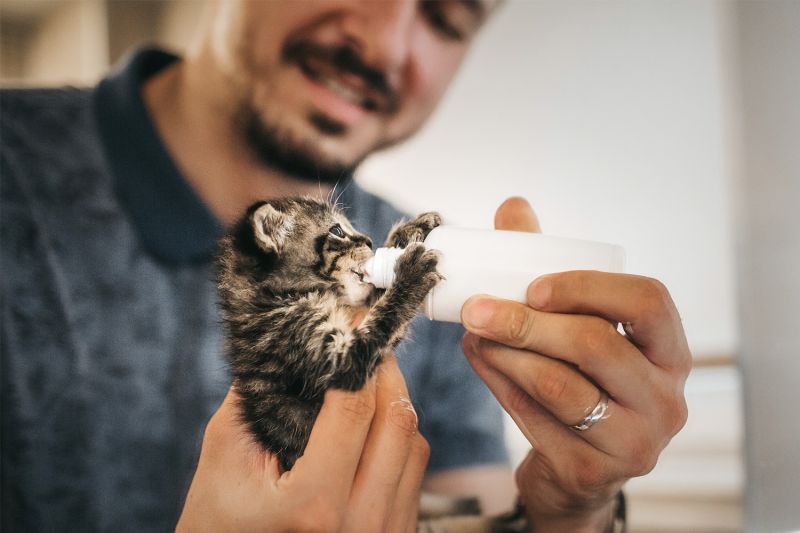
319, 74, 367, 107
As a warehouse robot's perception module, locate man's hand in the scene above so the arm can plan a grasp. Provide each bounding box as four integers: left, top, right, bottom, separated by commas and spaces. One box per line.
461, 197, 690, 532
176, 354, 429, 533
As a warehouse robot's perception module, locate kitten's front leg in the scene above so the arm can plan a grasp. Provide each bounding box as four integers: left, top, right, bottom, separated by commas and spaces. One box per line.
359, 242, 442, 348
330, 243, 441, 389
385, 212, 442, 248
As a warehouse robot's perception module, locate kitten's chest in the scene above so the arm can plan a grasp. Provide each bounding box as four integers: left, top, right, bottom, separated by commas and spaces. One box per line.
347, 305, 370, 327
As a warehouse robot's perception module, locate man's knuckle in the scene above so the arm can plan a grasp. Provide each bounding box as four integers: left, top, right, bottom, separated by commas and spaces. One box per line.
536, 365, 571, 405
622, 433, 658, 477
571, 454, 607, 490
508, 384, 533, 415
578, 319, 616, 356
507, 305, 535, 345
675, 397, 689, 432
664, 395, 689, 435
412, 435, 431, 463
629, 448, 659, 478
639, 277, 673, 321
389, 403, 419, 436
675, 352, 693, 377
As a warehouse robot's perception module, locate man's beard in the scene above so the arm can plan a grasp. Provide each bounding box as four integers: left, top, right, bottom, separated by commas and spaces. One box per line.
233, 38, 399, 186
236, 104, 359, 186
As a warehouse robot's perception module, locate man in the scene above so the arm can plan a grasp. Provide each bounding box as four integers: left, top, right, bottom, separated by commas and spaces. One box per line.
1, 1, 690, 531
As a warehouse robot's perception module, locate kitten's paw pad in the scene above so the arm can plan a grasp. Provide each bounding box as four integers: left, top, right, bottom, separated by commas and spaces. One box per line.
386, 212, 443, 247
395, 244, 441, 286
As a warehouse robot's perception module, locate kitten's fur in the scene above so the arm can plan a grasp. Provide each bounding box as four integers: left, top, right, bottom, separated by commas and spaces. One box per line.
216, 196, 442, 470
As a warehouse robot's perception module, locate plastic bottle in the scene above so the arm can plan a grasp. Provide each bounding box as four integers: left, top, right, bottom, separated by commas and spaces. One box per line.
362, 226, 626, 323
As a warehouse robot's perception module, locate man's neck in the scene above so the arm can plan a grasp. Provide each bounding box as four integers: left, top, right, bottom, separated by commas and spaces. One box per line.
141, 62, 331, 227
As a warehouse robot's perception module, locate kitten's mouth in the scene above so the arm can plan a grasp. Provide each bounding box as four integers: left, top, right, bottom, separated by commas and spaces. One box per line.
351, 268, 365, 283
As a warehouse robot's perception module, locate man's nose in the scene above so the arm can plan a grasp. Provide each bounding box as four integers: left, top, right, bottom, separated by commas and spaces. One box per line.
345, 0, 416, 78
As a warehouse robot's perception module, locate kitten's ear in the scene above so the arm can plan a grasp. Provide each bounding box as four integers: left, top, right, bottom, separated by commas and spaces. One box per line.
252, 203, 290, 255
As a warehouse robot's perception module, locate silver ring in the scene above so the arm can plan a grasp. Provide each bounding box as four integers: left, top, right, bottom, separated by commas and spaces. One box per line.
570, 391, 609, 431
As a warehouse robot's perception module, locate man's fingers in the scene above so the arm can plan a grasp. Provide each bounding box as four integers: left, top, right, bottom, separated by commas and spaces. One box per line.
342, 354, 420, 531
290, 377, 377, 501
385, 434, 430, 533
461, 296, 651, 407
494, 196, 541, 233
466, 334, 650, 460
461, 333, 587, 458
471, 336, 604, 425
461, 335, 651, 485
527, 271, 691, 371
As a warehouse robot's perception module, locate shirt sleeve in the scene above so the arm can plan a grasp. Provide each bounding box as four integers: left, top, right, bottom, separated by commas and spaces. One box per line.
398, 318, 510, 473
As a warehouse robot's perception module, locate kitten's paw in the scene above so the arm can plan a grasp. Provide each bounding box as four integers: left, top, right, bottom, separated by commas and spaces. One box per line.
394, 243, 442, 290
385, 212, 442, 248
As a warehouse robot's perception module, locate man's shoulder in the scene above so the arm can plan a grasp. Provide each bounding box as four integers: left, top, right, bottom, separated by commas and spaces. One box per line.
1, 85, 108, 193
1, 86, 102, 172
1, 86, 93, 139
1, 85, 117, 250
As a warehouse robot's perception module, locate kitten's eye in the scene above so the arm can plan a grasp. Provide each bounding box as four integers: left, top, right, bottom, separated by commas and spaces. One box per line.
329, 224, 346, 238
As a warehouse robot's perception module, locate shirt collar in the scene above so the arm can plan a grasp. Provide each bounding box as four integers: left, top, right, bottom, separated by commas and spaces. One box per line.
93, 47, 223, 264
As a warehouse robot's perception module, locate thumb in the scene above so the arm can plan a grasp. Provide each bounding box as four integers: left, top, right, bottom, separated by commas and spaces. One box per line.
494, 197, 541, 233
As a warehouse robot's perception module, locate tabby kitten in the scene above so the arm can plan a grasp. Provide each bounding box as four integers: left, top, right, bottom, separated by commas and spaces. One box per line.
216, 196, 442, 470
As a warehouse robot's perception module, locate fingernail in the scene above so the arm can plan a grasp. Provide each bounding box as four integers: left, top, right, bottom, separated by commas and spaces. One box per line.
462, 296, 495, 330
461, 332, 478, 356
390, 398, 418, 433
528, 277, 552, 308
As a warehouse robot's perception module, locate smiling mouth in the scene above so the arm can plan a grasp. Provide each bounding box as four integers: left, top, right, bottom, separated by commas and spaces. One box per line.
298, 60, 379, 112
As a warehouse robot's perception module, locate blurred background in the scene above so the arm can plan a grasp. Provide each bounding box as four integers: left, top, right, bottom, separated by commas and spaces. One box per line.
2, 1, 798, 531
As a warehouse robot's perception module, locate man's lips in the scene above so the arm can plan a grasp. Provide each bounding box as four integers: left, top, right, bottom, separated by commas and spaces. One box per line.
297, 57, 383, 119
283, 40, 397, 118
300, 56, 375, 106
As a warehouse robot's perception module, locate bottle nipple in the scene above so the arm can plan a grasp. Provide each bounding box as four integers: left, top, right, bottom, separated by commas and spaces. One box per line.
361, 247, 405, 289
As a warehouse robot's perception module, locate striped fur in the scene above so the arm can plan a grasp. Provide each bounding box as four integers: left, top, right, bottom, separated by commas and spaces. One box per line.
216, 197, 442, 470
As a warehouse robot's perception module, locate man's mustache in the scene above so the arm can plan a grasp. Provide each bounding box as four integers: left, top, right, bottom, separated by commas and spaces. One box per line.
282, 40, 399, 114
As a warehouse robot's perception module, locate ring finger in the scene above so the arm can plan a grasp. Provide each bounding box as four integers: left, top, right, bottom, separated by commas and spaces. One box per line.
465, 333, 637, 456
462, 296, 653, 410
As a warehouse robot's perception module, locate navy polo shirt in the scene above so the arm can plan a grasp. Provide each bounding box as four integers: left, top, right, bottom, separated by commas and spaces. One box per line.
1, 48, 508, 532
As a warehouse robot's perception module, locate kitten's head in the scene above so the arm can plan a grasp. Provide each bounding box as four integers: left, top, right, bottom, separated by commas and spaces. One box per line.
222, 197, 374, 305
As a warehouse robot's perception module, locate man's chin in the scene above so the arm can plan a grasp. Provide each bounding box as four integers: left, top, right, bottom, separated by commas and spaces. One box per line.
236, 105, 363, 185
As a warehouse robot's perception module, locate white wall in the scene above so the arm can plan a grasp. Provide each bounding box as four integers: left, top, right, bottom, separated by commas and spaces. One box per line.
735, 2, 800, 531
24, 0, 108, 85
358, 0, 739, 359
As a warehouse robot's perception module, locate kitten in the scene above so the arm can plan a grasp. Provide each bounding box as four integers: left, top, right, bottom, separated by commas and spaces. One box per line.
216, 196, 442, 470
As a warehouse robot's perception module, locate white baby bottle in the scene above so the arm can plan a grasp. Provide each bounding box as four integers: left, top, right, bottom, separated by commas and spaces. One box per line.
362, 227, 626, 323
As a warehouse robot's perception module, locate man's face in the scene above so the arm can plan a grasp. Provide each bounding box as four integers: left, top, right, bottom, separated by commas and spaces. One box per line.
207, 0, 495, 183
